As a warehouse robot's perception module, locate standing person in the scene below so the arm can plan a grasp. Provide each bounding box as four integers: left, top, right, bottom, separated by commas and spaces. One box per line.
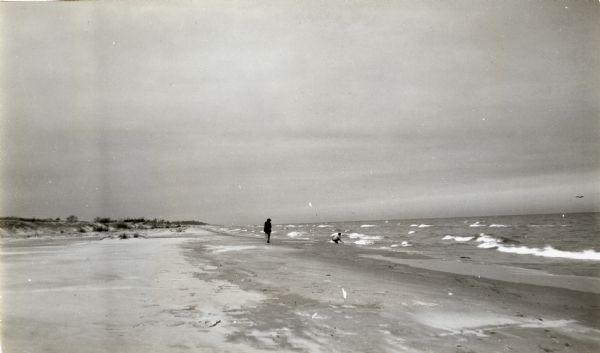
332, 232, 344, 244
264, 218, 272, 243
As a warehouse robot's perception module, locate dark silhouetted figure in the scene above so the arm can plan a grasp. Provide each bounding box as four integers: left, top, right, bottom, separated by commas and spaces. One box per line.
264, 218, 272, 243
332, 232, 343, 244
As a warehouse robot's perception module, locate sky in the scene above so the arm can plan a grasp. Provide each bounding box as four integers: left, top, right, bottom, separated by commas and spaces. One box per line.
1, 0, 599, 225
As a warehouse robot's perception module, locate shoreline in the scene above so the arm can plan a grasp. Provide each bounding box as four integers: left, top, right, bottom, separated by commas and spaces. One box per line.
2, 227, 599, 352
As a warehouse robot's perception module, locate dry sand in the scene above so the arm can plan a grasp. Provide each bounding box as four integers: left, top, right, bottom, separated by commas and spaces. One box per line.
1, 227, 599, 352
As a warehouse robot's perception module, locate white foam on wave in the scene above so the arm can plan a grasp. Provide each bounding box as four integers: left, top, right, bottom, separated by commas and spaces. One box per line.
476, 234, 600, 260
410, 224, 419, 227
418, 224, 432, 228
348, 232, 382, 246
408, 230, 416, 235
476, 234, 500, 248
401, 241, 412, 247
348, 233, 382, 240
443, 235, 474, 242
469, 221, 486, 227
287, 231, 309, 239
489, 224, 508, 228
360, 224, 377, 228
499, 246, 600, 260
317, 225, 332, 228
355, 239, 375, 245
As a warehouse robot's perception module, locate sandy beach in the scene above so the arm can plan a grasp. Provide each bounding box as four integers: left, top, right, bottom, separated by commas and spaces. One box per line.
1, 227, 599, 353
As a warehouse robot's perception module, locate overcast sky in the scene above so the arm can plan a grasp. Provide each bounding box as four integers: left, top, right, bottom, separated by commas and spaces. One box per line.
1, 0, 598, 225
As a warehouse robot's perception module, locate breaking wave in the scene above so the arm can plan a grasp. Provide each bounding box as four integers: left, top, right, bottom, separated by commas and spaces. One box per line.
476, 234, 600, 261
442, 235, 474, 242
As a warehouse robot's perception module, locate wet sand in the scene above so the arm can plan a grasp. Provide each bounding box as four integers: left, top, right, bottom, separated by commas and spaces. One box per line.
2, 227, 599, 352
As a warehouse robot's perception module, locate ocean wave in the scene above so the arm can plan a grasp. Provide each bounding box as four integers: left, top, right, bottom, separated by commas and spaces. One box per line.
355, 239, 375, 245
287, 231, 309, 239
408, 230, 416, 235
389, 241, 411, 247
317, 225, 332, 228
476, 234, 499, 248
348, 232, 382, 246
476, 234, 600, 260
410, 224, 431, 228
347, 233, 382, 240
469, 221, 486, 227
360, 224, 377, 228
489, 224, 508, 228
443, 235, 474, 242
498, 246, 600, 260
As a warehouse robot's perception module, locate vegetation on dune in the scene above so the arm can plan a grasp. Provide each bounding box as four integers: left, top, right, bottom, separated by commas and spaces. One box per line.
0, 216, 207, 237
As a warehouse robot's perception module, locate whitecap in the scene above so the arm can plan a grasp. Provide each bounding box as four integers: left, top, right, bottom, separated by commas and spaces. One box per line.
317, 225, 332, 228
347, 233, 382, 240
470, 221, 486, 227
497, 245, 600, 260
401, 241, 412, 247
354, 239, 375, 245
410, 224, 419, 227
418, 224, 432, 228
360, 224, 377, 228
408, 230, 416, 235
443, 235, 474, 242
489, 224, 508, 228
476, 234, 600, 260
476, 233, 500, 248
287, 231, 309, 239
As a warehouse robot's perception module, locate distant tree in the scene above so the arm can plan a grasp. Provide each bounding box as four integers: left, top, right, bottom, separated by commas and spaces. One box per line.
94, 217, 112, 224
66, 215, 78, 223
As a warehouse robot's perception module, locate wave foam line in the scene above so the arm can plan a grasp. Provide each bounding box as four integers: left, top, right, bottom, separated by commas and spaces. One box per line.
476, 234, 600, 260
443, 235, 474, 242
